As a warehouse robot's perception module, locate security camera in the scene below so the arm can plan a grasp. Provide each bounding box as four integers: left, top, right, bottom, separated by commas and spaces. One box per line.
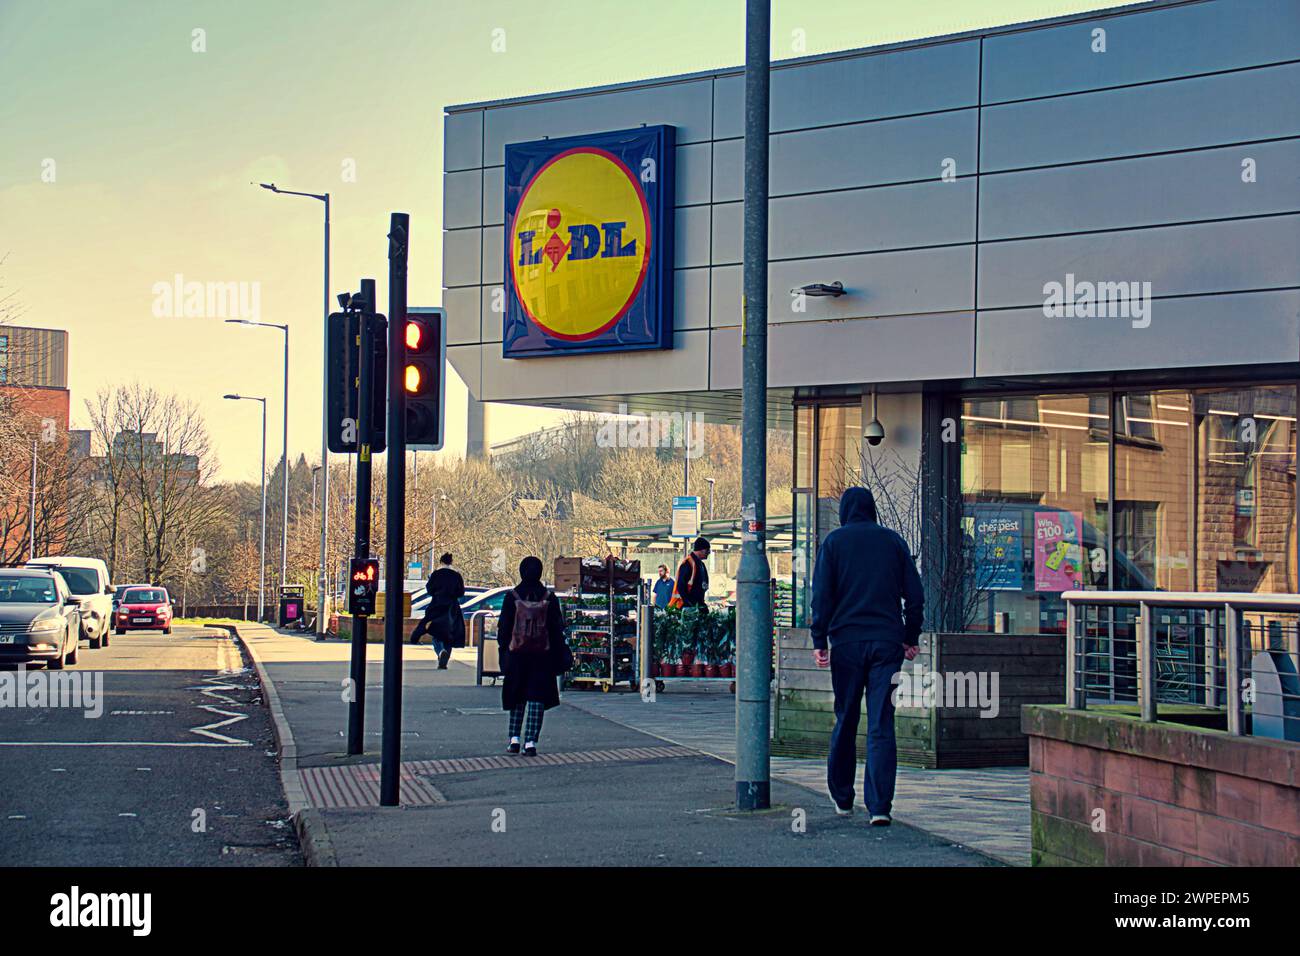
865, 418, 885, 446
337, 292, 352, 310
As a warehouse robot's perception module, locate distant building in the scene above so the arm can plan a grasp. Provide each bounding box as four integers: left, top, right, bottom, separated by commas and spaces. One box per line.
0, 325, 70, 430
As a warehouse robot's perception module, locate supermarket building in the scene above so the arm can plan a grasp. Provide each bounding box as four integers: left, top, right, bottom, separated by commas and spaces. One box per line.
441, 0, 1300, 634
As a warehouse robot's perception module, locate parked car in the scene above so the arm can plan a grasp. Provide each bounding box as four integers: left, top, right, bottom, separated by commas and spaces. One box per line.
459, 586, 511, 615
113, 582, 151, 614
0, 567, 82, 668
114, 586, 173, 635
27, 556, 113, 648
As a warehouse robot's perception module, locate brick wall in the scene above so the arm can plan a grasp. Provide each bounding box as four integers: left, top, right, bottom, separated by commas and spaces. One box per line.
1024, 705, 1299, 866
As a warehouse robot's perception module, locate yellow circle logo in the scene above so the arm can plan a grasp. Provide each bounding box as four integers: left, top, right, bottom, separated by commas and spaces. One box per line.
510, 147, 651, 341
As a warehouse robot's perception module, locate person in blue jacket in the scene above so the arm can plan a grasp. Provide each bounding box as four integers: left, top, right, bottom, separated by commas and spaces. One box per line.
810, 486, 924, 825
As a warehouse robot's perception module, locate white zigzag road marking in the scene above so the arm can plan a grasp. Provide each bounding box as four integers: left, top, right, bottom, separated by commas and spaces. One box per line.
190, 704, 251, 745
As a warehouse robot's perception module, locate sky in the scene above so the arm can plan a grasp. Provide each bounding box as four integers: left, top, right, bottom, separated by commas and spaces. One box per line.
1, 0, 1120, 482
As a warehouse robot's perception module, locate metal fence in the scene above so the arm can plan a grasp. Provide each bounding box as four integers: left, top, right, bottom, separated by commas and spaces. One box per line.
1063, 590, 1300, 741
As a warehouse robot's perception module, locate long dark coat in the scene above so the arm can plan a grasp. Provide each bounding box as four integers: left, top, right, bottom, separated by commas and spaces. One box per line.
496, 581, 568, 711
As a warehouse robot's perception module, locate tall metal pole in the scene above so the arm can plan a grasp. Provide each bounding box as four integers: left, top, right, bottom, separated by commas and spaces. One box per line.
319, 195, 331, 637
736, 0, 772, 811
348, 279, 376, 756
28, 439, 37, 560
281, 325, 290, 593
258, 399, 268, 622
380, 213, 410, 807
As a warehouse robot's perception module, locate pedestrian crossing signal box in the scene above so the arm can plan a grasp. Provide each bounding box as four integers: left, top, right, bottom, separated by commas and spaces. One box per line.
349, 558, 379, 616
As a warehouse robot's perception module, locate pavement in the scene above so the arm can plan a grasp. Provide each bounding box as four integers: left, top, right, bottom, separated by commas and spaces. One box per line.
0, 625, 299, 866
232, 622, 1014, 867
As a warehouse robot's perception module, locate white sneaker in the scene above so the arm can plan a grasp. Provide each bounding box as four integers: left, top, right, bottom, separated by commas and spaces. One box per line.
870, 814, 892, 827
831, 797, 853, 816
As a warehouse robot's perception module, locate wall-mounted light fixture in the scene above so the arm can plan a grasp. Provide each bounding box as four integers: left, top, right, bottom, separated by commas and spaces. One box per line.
790, 281, 846, 298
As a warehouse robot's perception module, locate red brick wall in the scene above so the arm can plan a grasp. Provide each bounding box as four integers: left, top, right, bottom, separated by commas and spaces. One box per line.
1025, 706, 1299, 866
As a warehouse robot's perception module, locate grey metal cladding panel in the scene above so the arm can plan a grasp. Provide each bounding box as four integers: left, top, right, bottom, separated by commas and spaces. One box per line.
481, 226, 505, 286
443, 170, 483, 229
447, 343, 483, 396
445, 110, 484, 172
711, 178, 976, 264
480, 286, 503, 344
675, 267, 710, 331
675, 204, 711, 268
443, 286, 482, 346
980, 139, 1300, 240
481, 79, 713, 162
982, 0, 1300, 103
978, 213, 1300, 310
711, 245, 974, 326
675, 142, 713, 206
981, 62, 1300, 172
443, 228, 482, 287
482, 166, 505, 226
712, 109, 979, 203
713, 39, 980, 138
480, 330, 709, 402
975, 290, 1300, 377
710, 313, 976, 390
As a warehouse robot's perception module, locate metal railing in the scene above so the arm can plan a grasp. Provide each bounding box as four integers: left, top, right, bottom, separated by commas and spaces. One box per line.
1063, 590, 1300, 740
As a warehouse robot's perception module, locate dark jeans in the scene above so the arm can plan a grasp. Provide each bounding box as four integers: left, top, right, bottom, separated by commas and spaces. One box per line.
827, 639, 905, 815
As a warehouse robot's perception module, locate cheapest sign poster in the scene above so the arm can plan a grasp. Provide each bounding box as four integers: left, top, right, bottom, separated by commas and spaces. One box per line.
1034, 510, 1083, 591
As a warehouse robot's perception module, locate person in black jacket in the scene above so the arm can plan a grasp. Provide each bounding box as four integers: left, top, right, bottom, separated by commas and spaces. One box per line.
810, 486, 924, 825
673, 537, 711, 607
409, 553, 465, 669
496, 556, 570, 756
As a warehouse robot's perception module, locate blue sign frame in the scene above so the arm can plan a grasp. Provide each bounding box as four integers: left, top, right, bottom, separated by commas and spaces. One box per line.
502, 125, 675, 359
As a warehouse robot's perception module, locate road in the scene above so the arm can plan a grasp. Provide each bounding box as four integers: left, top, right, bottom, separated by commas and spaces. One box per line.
0, 625, 300, 866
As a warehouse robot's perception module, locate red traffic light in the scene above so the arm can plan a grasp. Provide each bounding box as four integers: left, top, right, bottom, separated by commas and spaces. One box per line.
405, 319, 431, 354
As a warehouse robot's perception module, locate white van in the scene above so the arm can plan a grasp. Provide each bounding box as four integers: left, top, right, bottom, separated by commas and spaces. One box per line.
27, 556, 114, 648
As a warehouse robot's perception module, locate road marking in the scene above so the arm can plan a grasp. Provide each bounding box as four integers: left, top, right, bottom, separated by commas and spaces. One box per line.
111, 710, 174, 716
8, 815, 27, 820
118, 813, 137, 818
0, 741, 249, 747
190, 704, 251, 745
51, 768, 66, 772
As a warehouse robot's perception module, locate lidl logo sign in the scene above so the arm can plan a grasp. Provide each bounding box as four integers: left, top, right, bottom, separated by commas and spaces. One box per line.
503, 126, 674, 358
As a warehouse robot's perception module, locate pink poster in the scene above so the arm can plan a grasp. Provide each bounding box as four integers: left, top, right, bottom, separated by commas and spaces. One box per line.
1034, 511, 1083, 591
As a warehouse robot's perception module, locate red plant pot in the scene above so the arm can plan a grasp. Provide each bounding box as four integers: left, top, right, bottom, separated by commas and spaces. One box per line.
720, 662, 734, 678
704, 663, 720, 678
662, 663, 678, 677
690, 662, 706, 678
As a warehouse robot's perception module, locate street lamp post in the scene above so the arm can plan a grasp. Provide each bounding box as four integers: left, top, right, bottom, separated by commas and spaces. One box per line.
225, 394, 268, 621
257, 182, 330, 636
227, 319, 289, 597
705, 477, 716, 520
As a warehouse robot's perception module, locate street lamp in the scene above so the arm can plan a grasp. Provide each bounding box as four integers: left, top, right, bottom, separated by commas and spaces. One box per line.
257, 181, 330, 636
705, 477, 716, 520
224, 394, 268, 621
226, 319, 289, 596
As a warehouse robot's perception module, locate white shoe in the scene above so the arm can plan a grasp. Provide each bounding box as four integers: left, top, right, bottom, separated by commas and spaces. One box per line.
831, 797, 853, 816
869, 814, 892, 827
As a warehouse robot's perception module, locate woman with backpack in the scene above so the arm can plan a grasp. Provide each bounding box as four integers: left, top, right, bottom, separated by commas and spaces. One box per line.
496, 556, 571, 756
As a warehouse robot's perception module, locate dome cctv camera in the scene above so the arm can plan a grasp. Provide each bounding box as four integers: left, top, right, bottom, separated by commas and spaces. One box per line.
865, 418, 885, 446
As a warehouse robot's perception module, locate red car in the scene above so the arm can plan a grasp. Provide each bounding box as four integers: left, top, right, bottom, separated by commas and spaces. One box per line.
114, 586, 173, 635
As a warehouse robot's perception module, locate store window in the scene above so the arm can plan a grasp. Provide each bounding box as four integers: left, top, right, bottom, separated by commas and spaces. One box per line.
961, 393, 1110, 635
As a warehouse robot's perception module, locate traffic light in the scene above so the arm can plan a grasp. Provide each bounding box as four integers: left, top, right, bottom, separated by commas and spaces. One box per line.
326, 310, 388, 453
403, 307, 445, 451
348, 557, 379, 615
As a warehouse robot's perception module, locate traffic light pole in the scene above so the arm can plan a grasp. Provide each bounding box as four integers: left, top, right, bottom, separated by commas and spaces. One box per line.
346, 278, 377, 757
735, 0, 773, 811
379, 213, 409, 807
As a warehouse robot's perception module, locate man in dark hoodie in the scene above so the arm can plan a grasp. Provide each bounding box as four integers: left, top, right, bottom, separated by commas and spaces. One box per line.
810, 486, 924, 825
